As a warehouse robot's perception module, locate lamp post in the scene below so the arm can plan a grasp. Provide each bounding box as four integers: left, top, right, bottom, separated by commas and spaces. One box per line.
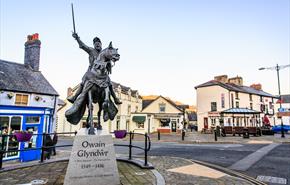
259, 64, 290, 138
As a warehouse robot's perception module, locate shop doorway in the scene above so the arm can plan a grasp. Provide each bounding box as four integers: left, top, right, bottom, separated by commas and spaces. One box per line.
21, 116, 42, 161
171, 120, 177, 132
204, 118, 208, 129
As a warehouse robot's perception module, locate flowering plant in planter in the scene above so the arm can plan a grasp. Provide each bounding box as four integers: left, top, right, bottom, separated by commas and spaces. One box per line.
13, 130, 33, 142
114, 130, 127, 139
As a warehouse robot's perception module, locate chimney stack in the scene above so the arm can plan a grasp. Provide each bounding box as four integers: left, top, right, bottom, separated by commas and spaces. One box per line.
228, 76, 243, 86
214, 75, 228, 83
250, 83, 262, 90
24, 33, 41, 71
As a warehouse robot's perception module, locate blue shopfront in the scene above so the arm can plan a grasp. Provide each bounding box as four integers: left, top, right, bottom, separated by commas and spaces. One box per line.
0, 105, 54, 162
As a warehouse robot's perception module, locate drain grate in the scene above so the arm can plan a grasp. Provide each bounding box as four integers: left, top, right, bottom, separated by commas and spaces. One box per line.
256, 175, 287, 184
135, 172, 146, 176
30, 178, 48, 184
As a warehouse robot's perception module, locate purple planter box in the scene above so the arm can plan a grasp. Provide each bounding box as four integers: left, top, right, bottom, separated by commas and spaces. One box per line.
14, 132, 33, 142
114, 130, 127, 139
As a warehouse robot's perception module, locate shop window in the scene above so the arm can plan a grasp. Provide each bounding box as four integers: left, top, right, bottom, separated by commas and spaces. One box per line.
210, 102, 217, 111
15, 94, 29, 106
136, 122, 144, 128
26, 116, 40, 124
0, 116, 21, 158
159, 103, 166, 113
160, 119, 170, 127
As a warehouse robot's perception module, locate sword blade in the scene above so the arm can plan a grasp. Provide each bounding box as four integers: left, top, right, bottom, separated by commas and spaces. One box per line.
71, 3, 76, 33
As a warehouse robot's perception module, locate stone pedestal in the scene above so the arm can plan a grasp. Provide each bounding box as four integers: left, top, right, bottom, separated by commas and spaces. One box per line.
64, 134, 120, 185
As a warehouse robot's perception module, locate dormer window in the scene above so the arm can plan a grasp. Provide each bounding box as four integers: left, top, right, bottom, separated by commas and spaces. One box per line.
15, 94, 29, 106
159, 103, 166, 113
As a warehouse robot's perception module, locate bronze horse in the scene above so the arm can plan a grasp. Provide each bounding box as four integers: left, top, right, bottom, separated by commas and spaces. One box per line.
65, 42, 120, 134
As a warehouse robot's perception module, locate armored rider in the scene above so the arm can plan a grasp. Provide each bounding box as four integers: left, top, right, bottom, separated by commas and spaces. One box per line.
67, 33, 122, 105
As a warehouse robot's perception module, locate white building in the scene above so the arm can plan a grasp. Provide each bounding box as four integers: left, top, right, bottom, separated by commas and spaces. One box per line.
57, 82, 142, 134
275, 94, 290, 125
131, 96, 185, 134
195, 75, 278, 131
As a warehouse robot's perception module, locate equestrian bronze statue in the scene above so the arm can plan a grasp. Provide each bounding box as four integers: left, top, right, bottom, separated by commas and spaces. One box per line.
65, 4, 121, 135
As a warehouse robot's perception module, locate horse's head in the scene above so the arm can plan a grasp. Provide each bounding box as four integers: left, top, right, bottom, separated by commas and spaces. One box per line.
99, 42, 120, 62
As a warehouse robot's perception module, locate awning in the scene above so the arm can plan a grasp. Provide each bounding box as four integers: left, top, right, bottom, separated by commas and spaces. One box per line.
221, 108, 260, 114
132, 116, 146, 123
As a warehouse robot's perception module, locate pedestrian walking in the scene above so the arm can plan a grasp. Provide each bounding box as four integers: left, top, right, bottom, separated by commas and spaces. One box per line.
52, 131, 58, 156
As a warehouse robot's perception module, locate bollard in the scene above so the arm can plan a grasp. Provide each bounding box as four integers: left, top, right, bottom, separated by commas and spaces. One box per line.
190, 126, 193, 132
129, 132, 132, 160
182, 130, 185, 141
40, 133, 46, 162
158, 130, 160, 140
214, 129, 217, 141
144, 133, 148, 166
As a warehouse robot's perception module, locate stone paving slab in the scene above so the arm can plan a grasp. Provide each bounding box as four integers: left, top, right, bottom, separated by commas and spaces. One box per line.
0, 160, 156, 185
148, 156, 256, 185
0, 155, 264, 185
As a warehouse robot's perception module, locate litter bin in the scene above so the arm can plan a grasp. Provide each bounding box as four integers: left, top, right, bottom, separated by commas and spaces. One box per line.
243, 128, 249, 139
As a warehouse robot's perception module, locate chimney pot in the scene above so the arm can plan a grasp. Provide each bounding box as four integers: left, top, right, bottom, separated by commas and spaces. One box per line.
24, 33, 41, 71
250, 83, 262, 90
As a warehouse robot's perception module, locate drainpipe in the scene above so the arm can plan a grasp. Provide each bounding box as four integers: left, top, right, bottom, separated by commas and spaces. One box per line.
51, 95, 58, 133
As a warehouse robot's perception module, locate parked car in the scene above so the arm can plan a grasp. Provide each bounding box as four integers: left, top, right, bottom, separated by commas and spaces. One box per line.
271, 125, 290, 133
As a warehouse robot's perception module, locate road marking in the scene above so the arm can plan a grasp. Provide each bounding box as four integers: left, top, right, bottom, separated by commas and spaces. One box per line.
256, 175, 287, 184
229, 143, 280, 171
168, 163, 226, 179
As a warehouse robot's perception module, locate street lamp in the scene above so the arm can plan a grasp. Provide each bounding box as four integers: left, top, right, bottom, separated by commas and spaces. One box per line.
259, 64, 290, 138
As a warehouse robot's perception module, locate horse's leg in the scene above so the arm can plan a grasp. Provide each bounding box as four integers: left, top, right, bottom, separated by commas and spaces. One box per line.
97, 107, 102, 130
102, 88, 110, 122
104, 87, 110, 103
87, 90, 95, 135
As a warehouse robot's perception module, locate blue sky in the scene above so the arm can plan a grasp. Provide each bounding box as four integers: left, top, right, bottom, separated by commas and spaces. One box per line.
0, 0, 289, 105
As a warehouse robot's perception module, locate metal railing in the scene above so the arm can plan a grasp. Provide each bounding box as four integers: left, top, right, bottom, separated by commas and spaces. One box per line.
114, 131, 151, 167
0, 131, 77, 169
0, 130, 151, 169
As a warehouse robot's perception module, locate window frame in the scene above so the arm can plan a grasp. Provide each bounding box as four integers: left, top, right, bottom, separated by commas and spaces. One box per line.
15, 93, 29, 106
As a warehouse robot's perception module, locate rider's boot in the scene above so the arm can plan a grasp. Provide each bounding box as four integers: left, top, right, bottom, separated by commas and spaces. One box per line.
67, 84, 83, 103
109, 85, 122, 104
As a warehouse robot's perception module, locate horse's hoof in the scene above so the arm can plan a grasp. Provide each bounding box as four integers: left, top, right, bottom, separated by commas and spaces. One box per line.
88, 128, 95, 135
103, 113, 109, 122
97, 125, 102, 130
